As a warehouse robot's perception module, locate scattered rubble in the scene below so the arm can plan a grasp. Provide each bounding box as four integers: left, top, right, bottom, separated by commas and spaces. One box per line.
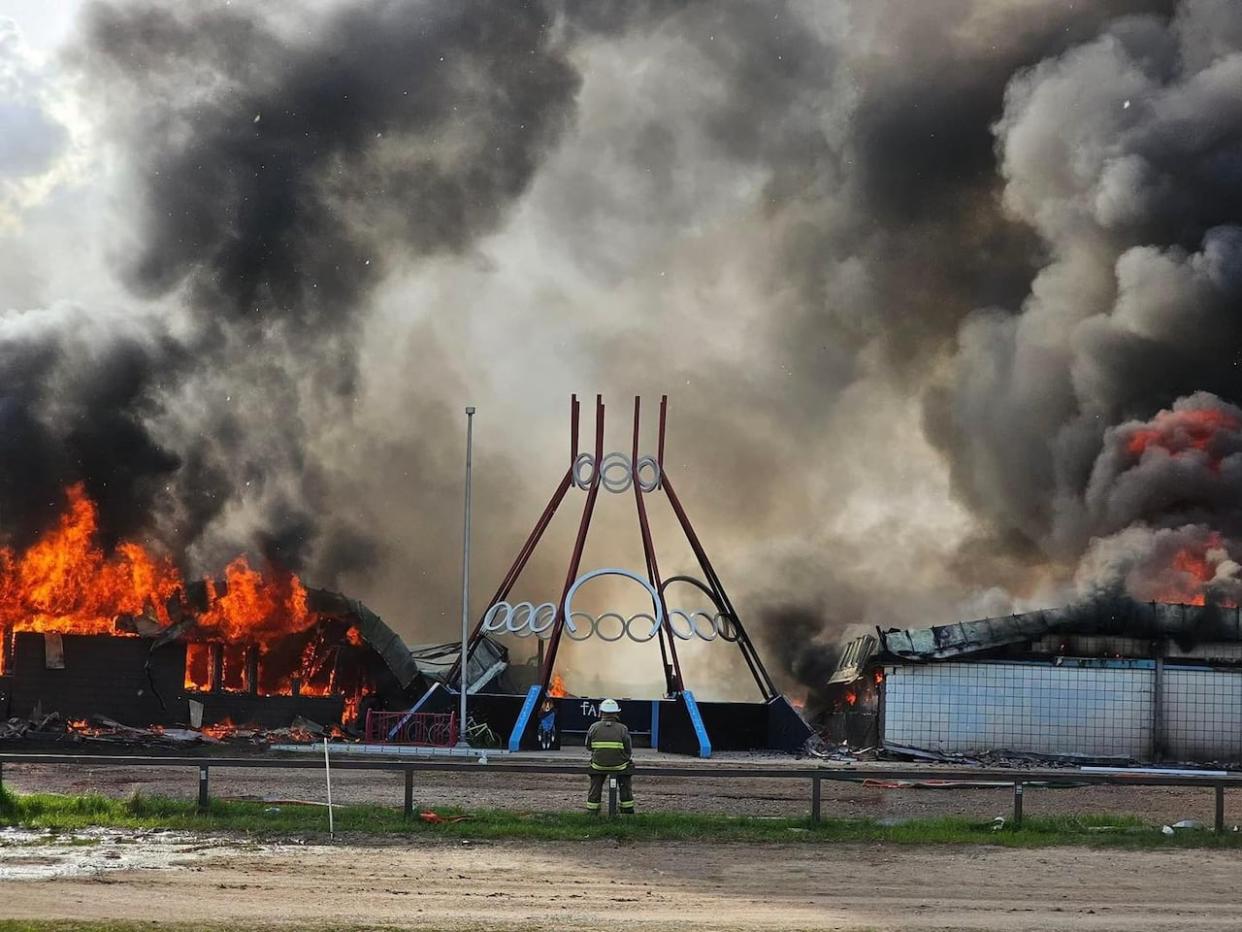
804, 732, 1167, 770
0, 712, 354, 749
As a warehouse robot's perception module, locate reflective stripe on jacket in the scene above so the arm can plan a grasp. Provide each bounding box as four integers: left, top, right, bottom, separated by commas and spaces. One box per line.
586, 718, 632, 772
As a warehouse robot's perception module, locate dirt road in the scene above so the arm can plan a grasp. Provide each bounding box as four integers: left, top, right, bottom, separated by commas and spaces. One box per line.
2, 829, 1241, 931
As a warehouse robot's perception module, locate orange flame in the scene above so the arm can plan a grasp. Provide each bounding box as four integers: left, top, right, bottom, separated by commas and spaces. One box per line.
1125, 407, 1240, 472
184, 642, 212, 691
342, 692, 368, 726
198, 558, 312, 642
0, 484, 180, 634
0, 483, 373, 724
845, 689, 858, 706
548, 673, 567, 698
202, 718, 237, 740
1153, 532, 1232, 606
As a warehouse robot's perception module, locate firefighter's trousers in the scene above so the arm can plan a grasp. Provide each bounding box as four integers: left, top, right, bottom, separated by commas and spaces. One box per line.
586, 770, 634, 813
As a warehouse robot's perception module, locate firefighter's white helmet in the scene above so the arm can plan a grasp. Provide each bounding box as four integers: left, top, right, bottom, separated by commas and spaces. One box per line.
599, 698, 620, 714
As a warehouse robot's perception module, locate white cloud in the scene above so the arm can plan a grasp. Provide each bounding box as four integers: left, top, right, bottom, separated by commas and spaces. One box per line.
0, 17, 76, 225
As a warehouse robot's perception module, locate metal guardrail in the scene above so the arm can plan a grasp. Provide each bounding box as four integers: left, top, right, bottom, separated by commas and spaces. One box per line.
0, 753, 1238, 829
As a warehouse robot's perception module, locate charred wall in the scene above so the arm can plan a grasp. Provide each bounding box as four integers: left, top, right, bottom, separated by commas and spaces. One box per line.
6, 632, 353, 729
8, 632, 185, 725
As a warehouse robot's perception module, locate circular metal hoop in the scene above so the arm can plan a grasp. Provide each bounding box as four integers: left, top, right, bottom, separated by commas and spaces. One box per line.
599, 453, 633, 493
565, 611, 595, 641
570, 453, 662, 493
594, 611, 627, 642
481, 570, 742, 643
572, 453, 597, 490
625, 612, 660, 643
635, 455, 662, 492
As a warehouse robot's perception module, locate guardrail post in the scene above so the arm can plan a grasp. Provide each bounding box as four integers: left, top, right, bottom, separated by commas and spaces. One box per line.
404, 768, 414, 819
1013, 782, 1023, 828
811, 776, 822, 824
0, 759, 4, 796
1215, 784, 1225, 833
608, 777, 618, 818
197, 765, 210, 812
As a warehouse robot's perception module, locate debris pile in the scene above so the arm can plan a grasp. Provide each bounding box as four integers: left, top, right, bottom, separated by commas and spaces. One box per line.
0, 711, 354, 749
0, 712, 68, 743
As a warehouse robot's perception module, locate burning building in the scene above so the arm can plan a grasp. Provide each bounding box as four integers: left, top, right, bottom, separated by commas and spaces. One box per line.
0, 483, 504, 737
824, 598, 1242, 764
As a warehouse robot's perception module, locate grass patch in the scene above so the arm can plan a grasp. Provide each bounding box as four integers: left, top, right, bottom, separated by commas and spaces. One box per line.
0, 790, 1238, 849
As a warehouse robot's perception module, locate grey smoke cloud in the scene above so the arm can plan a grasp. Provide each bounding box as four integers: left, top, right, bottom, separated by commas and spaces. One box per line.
1, 0, 1239, 701
936, 0, 1242, 608
4, 0, 582, 584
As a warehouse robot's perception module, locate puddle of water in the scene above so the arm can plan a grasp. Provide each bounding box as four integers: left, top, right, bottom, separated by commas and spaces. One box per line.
0, 827, 283, 881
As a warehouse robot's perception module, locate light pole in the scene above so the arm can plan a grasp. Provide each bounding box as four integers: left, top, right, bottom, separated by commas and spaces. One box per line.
457, 405, 476, 749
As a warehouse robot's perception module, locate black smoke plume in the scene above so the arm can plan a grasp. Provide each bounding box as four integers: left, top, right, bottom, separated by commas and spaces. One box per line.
3, 0, 1241, 698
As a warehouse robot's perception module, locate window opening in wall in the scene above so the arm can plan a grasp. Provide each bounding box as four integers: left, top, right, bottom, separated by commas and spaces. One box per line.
184, 642, 212, 691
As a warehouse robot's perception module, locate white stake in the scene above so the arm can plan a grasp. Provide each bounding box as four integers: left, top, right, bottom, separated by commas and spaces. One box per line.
323, 737, 334, 840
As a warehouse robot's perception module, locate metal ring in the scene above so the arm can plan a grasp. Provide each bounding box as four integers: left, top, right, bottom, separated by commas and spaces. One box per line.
635, 455, 662, 492
625, 613, 660, 643
572, 453, 596, 490
692, 611, 718, 642
595, 612, 627, 642
599, 453, 633, 493
481, 601, 510, 632
667, 610, 695, 641
484, 604, 730, 642
530, 603, 557, 637
563, 567, 665, 633
482, 572, 752, 643
506, 601, 536, 635
566, 611, 595, 641
570, 454, 660, 494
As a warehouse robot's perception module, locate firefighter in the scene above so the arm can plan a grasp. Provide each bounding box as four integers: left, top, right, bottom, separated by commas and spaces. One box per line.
585, 698, 634, 814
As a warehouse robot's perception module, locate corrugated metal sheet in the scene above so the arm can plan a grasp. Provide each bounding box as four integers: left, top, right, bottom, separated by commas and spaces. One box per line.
827, 634, 878, 684
407, 637, 508, 694
879, 599, 1242, 661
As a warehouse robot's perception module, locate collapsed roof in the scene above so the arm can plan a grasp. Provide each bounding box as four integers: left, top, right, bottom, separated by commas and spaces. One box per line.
144, 585, 507, 694
407, 637, 507, 693
828, 598, 1242, 684
306, 589, 423, 689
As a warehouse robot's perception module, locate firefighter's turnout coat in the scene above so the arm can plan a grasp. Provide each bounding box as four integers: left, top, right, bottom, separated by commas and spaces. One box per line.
586, 717, 633, 773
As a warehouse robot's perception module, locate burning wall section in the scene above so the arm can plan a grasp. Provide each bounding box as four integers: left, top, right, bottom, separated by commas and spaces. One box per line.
0, 484, 416, 732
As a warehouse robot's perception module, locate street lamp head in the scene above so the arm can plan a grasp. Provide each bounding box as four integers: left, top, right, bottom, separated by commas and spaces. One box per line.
465, 406, 476, 415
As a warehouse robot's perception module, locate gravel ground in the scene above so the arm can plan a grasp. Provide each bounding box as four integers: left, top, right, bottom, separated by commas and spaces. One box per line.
2, 832, 1241, 930
3, 749, 1239, 826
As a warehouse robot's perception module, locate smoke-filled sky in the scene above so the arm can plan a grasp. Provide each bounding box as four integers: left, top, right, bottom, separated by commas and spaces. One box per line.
2, 0, 1240, 699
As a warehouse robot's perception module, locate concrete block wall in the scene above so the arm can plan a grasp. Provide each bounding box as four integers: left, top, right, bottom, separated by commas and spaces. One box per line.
884, 661, 1154, 759
1162, 668, 1242, 761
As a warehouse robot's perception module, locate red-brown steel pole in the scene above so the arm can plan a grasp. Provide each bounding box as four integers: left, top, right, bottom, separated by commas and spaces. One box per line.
538, 395, 605, 693
633, 396, 673, 687
571, 393, 580, 462
657, 394, 668, 468
632, 396, 682, 694
661, 472, 777, 700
